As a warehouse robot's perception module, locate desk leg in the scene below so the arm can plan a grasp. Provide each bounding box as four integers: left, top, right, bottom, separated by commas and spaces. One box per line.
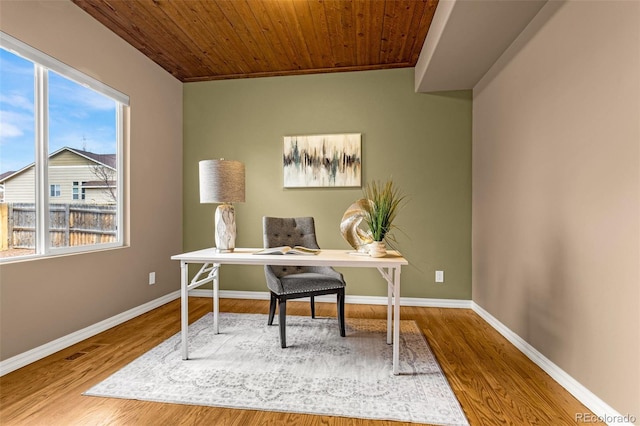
393, 266, 401, 375
387, 270, 393, 345
181, 261, 189, 360
213, 263, 220, 334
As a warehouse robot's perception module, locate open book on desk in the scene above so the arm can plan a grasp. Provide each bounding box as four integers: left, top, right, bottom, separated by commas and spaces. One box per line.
254, 246, 320, 255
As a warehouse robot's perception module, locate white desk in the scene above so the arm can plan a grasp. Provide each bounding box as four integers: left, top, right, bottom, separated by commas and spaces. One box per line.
171, 248, 409, 374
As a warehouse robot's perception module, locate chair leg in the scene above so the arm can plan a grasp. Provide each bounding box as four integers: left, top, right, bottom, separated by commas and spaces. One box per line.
310, 295, 316, 319
337, 289, 346, 337
279, 298, 287, 348
268, 293, 277, 325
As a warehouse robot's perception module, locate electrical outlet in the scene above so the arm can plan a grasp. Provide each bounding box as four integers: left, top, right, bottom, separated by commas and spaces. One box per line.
435, 270, 444, 283
149, 272, 156, 285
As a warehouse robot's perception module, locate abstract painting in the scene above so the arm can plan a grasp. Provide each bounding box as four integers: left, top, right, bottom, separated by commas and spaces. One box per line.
283, 133, 362, 188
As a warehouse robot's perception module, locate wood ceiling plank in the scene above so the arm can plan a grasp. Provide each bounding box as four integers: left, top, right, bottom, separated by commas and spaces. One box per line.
148, 1, 229, 79
408, 0, 438, 64
71, 0, 437, 81
292, 0, 331, 70
72, 1, 176, 74
75, 0, 206, 80
271, 0, 315, 70
379, 0, 401, 64
401, 0, 429, 63
383, 0, 417, 64
352, 0, 367, 66
361, 0, 386, 66
250, 0, 311, 72
120, 0, 206, 80
322, 0, 356, 67
243, 0, 299, 72
192, 1, 257, 75
216, 0, 280, 73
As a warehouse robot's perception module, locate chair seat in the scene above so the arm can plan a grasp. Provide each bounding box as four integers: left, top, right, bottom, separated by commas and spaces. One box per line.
279, 272, 346, 295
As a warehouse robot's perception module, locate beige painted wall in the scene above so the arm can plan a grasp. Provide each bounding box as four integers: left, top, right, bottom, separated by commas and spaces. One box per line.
0, 1, 183, 360
184, 69, 472, 300
473, 1, 639, 416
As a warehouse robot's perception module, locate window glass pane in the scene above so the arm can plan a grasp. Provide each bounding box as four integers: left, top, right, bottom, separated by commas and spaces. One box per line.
0, 48, 36, 258
50, 184, 61, 197
47, 70, 118, 249
1, 32, 125, 261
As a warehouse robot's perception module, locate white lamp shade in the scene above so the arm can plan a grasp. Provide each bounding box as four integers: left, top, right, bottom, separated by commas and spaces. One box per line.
199, 159, 245, 203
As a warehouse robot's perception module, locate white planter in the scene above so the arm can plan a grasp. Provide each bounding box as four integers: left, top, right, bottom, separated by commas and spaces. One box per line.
368, 241, 387, 257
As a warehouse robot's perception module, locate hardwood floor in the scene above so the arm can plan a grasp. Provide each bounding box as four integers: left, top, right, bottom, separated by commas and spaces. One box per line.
0, 297, 602, 425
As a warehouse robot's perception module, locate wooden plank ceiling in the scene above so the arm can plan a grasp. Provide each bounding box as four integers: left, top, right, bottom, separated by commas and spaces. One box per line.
71, 0, 438, 82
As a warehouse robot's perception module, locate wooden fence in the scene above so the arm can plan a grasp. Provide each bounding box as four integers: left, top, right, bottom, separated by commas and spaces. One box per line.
0, 203, 117, 249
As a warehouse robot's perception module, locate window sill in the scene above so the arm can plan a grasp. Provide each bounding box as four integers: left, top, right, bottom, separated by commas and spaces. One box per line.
0, 243, 129, 265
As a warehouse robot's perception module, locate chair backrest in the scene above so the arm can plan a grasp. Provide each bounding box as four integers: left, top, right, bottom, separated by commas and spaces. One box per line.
263, 217, 320, 249
263, 217, 320, 277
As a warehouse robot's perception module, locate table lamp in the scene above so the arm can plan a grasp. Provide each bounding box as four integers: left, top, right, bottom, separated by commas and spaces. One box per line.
199, 159, 245, 252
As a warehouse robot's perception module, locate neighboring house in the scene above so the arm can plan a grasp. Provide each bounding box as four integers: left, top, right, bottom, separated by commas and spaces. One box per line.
0, 170, 14, 202
0, 147, 116, 204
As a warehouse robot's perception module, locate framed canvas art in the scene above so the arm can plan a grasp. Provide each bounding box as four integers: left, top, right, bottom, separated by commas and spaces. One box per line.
283, 133, 362, 188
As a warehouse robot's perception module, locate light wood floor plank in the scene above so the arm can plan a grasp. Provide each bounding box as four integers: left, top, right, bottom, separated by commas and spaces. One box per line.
0, 298, 602, 425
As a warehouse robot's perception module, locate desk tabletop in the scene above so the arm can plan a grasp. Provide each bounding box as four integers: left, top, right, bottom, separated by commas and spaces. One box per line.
171, 247, 408, 268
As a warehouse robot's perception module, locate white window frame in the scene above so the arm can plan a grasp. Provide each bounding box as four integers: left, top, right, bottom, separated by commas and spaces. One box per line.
71, 181, 86, 201
1, 32, 129, 261
50, 184, 61, 197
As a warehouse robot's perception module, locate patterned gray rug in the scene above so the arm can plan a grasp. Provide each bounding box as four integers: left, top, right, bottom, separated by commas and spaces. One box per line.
85, 313, 468, 425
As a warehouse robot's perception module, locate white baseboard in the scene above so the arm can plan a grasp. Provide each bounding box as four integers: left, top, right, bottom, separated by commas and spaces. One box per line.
193, 289, 473, 309
471, 302, 635, 426
0, 290, 181, 377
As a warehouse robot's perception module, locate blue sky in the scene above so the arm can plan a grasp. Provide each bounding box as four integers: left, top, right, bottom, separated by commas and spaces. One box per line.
0, 48, 117, 175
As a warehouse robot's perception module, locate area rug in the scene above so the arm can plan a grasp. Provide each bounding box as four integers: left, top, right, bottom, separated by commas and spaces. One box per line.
85, 313, 468, 425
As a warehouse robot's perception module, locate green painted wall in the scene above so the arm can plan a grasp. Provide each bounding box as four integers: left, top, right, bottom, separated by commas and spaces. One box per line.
183, 68, 471, 300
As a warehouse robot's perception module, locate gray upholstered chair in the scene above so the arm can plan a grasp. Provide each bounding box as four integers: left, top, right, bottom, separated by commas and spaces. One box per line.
262, 216, 346, 348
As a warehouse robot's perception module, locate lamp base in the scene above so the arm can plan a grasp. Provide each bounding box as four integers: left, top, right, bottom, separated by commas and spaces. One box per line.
215, 203, 236, 252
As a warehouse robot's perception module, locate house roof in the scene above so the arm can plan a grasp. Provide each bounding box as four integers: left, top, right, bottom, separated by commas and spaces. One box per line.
0, 147, 116, 183
0, 171, 15, 181
69, 148, 116, 169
